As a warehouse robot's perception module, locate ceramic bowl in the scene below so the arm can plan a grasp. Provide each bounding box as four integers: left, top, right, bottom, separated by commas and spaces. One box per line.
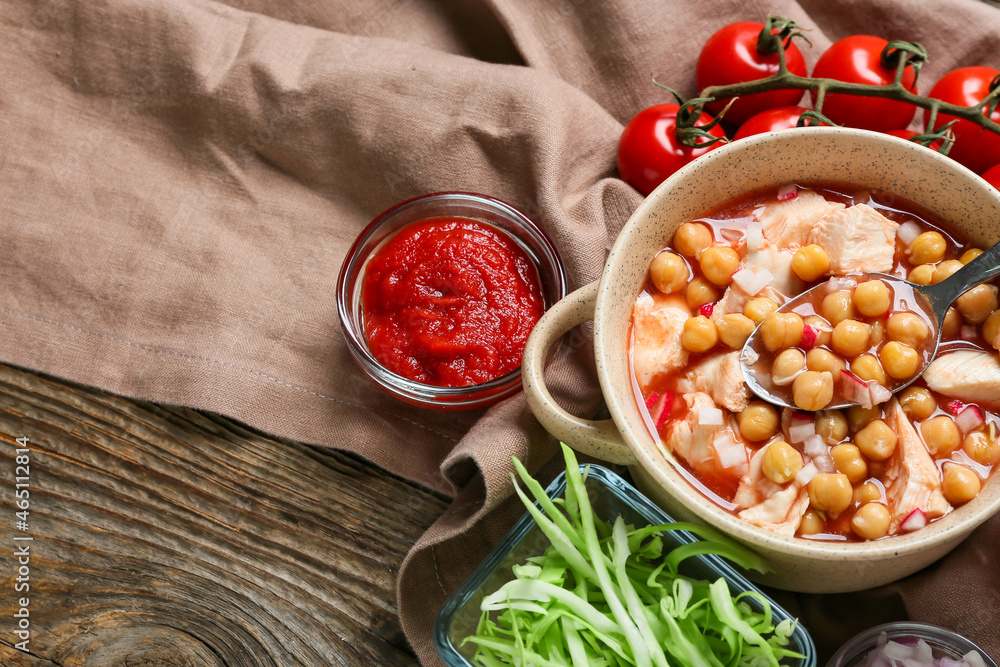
522, 127, 1000, 593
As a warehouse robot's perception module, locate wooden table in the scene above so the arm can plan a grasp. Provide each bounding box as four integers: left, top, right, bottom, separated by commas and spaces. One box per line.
0, 362, 449, 666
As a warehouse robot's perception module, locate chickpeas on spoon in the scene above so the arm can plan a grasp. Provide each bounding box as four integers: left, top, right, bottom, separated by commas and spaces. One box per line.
741, 240, 1000, 412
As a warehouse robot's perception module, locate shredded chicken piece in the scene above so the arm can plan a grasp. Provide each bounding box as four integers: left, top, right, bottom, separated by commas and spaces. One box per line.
745, 246, 804, 298
733, 443, 809, 535
923, 350, 1000, 409
755, 190, 845, 249
663, 392, 746, 481
883, 399, 951, 532
807, 203, 899, 275
631, 291, 690, 387
684, 351, 750, 413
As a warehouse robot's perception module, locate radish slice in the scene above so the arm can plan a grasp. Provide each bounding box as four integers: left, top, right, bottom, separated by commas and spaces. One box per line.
956, 405, 985, 435
714, 432, 746, 469
869, 382, 892, 406
812, 453, 836, 473
699, 406, 724, 426
747, 219, 764, 251
897, 220, 922, 246
803, 434, 827, 458
840, 370, 873, 410
700, 302, 715, 318
732, 267, 774, 296
900, 508, 927, 533
645, 393, 660, 410
800, 325, 818, 350
777, 183, 797, 201
789, 418, 817, 443
947, 400, 965, 415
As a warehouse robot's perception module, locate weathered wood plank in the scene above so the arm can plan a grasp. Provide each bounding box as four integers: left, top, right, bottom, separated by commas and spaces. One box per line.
0, 363, 450, 666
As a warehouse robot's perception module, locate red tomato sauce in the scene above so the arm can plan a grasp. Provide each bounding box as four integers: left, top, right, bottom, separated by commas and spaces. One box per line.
362, 217, 544, 388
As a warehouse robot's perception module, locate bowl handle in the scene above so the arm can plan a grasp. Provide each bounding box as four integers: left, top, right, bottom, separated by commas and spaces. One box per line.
522, 281, 638, 466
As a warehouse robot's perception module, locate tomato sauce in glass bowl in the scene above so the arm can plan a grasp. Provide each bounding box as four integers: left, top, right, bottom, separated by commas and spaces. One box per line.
338, 192, 566, 410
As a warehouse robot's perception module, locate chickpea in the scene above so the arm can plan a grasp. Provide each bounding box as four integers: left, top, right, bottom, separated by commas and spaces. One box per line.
673, 222, 714, 258
685, 276, 721, 309
906, 231, 947, 265
831, 319, 872, 358
792, 370, 834, 411
761, 440, 803, 485
853, 280, 892, 317
808, 473, 853, 515
791, 245, 831, 282
932, 259, 963, 285
887, 312, 930, 348
920, 415, 960, 455
956, 284, 998, 324
804, 316, 833, 347
851, 502, 892, 540
879, 341, 921, 380
799, 510, 825, 536
649, 252, 689, 294
816, 410, 849, 443
848, 405, 881, 432
855, 420, 897, 461
898, 386, 936, 421
963, 431, 1000, 466
908, 264, 936, 286
854, 480, 884, 505
772, 349, 806, 385
831, 443, 869, 484
982, 310, 1000, 346
717, 313, 756, 349
681, 316, 719, 353
806, 348, 846, 375
822, 290, 856, 325
737, 402, 780, 442
943, 307, 962, 338
851, 354, 887, 385
744, 297, 779, 325
961, 247, 984, 264
942, 464, 982, 505
760, 312, 804, 351
700, 246, 740, 287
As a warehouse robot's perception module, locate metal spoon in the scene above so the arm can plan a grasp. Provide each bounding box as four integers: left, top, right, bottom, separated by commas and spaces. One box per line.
741, 240, 1000, 410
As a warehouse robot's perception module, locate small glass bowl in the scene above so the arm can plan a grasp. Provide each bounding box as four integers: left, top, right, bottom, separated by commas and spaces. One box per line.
434, 465, 818, 666
826, 622, 997, 667
336, 192, 567, 410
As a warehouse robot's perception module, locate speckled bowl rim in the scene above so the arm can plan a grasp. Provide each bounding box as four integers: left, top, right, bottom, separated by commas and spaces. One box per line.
594, 127, 1000, 563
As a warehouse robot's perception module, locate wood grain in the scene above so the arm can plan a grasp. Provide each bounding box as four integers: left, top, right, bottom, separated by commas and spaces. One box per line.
0, 362, 450, 666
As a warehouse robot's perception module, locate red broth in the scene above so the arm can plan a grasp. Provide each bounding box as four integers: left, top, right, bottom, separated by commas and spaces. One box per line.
629, 183, 1000, 541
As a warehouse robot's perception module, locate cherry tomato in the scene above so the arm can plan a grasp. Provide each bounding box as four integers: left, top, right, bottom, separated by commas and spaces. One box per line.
925, 66, 1000, 175
734, 105, 821, 140
982, 163, 1000, 191
886, 129, 943, 151
617, 104, 725, 196
810, 35, 917, 132
697, 22, 808, 127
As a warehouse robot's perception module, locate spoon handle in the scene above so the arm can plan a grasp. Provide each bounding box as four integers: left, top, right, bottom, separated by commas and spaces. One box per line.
917, 240, 1000, 321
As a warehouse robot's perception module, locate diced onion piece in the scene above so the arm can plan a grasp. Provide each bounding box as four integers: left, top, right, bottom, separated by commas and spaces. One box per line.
826, 276, 859, 292
795, 462, 818, 485
714, 432, 747, 469
956, 405, 985, 435
869, 381, 892, 406
789, 417, 817, 443
965, 650, 989, 667
747, 219, 764, 251
732, 267, 774, 296
897, 220, 922, 246
699, 406, 724, 426
719, 227, 744, 244
777, 184, 797, 201
741, 347, 759, 366
900, 508, 927, 533
961, 325, 979, 341
840, 370, 873, 410
812, 453, 836, 473
803, 434, 827, 458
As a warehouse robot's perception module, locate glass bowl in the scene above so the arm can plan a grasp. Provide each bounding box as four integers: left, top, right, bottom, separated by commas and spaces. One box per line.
336, 192, 567, 410
434, 464, 818, 666
826, 622, 997, 667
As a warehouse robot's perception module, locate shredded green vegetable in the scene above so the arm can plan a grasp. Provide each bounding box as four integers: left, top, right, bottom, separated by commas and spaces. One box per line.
461, 444, 805, 667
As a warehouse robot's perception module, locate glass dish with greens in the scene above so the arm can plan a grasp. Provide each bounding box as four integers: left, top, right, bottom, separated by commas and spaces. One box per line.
434, 444, 817, 667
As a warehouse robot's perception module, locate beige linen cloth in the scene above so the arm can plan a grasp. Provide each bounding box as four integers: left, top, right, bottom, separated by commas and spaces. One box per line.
2, 0, 1000, 662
